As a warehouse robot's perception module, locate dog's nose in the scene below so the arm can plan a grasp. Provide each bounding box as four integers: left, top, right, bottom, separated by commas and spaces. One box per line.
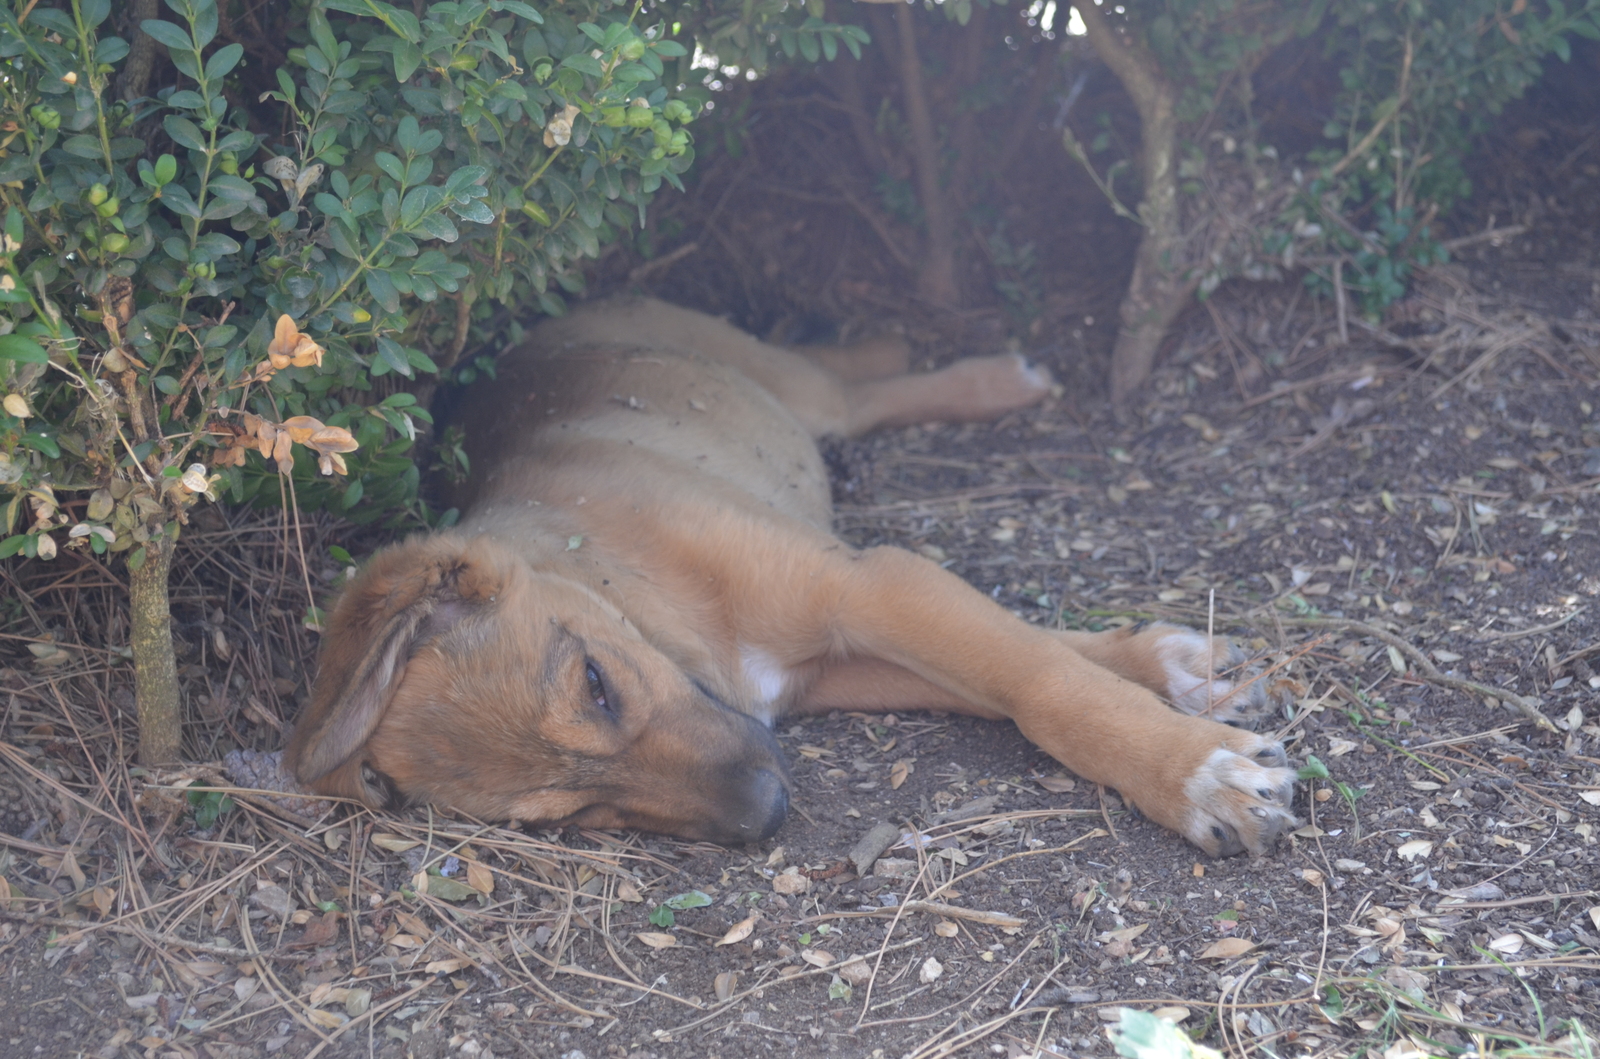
743, 767, 788, 841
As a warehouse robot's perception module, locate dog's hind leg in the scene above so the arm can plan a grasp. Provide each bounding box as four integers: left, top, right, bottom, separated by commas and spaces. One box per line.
786, 334, 912, 382
839, 353, 1053, 434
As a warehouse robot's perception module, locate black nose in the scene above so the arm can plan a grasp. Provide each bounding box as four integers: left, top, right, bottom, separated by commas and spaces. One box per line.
742, 767, 788, 841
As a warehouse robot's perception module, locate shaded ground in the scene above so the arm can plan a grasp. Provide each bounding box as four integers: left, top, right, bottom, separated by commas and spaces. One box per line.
3, 34, 1600, 1059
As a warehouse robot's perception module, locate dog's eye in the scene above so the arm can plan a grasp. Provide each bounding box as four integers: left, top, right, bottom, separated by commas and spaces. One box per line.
585, 662, 613, 715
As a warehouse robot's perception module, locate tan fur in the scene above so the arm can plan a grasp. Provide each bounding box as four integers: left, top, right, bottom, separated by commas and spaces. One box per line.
286, 297, 1296, 855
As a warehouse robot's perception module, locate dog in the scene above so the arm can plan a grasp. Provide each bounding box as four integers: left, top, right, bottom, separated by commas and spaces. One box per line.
285, 297, 1297, 856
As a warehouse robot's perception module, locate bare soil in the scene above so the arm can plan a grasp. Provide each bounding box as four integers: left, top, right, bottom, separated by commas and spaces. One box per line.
3, 36, 1600, 1059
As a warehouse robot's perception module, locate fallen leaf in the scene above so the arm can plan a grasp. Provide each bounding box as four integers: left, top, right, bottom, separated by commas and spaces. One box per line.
290, 910, 341, 949
371, 833, 420, 853
343, 988, 371, 1017
934, 920, 958, 938
635, 932, 677, 949
1198, 938, 1256, 960
1099, 923, 1150, 944
466, 860, 494, 895
425, 958, 471, 974
772, 868, 810, 895
1326, 737, 1359, 757
1488, 933, 1524, 955
1036, 774, 1077, 793
1152, 1006, 1191, 1023
1397, 840, 1434, 861
801, 949, 835, 968
889, 760, 911, 790
838, 957, 873, 986
617, 880, 643, 903
1579, 791, 1600, 806
716, 916, 757, 946
1301, 869, 1325, 886
714, 971, 738, 1001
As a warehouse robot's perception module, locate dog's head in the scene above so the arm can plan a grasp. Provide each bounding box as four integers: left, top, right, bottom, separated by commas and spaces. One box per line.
285, 535, 790, 843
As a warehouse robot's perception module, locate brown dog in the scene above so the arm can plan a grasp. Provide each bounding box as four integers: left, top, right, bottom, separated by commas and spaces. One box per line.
286, 298, 1296, 856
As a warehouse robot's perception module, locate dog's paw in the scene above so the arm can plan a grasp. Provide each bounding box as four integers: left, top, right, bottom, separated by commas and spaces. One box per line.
1176, 737, 1297, 857
944, 352, 1053, 418
1146, 625, 1274, 724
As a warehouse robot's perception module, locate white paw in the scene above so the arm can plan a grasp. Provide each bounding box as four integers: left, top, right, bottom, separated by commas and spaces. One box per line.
1153, 628, 1272, 723
1180, 741, 1297, 857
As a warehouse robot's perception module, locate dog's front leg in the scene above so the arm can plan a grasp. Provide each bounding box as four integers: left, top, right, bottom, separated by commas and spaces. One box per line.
806, 547, 1296, 856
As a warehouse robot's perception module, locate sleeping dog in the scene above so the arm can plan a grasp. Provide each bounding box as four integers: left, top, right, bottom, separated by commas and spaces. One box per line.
285, 298, 1296, 856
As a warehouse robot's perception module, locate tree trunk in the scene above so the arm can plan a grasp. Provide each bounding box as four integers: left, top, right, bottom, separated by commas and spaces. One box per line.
1073, 2, 1193, 409
129, 535, 183, 765
893, 2, 960, 308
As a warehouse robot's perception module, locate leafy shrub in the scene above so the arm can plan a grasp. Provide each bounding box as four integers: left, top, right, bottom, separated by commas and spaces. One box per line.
1064, 0, 1599, 401
0, 0, 864, 761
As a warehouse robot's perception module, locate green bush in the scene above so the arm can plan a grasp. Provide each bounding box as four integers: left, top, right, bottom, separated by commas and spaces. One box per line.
0, 0, 865, 761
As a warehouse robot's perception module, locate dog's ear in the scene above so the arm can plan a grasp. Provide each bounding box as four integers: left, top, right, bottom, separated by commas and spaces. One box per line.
285, 536, 505, 790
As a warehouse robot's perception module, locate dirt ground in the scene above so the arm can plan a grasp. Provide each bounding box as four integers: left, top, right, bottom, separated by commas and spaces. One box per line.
3, 33, 1600, 1059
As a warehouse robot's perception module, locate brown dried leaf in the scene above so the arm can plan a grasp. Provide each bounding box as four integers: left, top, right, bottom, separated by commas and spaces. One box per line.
716, 915, 757, 946
714, 971, 738, 1001
466, 860, 494, 895
772, 868, 810, 895
291, 910, 341, 949
1197, 937, 1256, 960
1036, 774, 1077, 793
889, 760, 910, 790
933, 920, 958, 938
281, 415, 324, 444
308, 425, 359, 454
272, 430, 293, 474
268, 314, 299, 359
60, 850, 87, 891
425, 958, 471, 974
635, 932, 677, 949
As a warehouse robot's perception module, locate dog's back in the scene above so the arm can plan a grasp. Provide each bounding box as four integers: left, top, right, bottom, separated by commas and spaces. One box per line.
449, 298, 834, 531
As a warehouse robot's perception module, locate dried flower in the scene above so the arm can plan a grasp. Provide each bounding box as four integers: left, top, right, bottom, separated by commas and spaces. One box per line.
266, 315, 326, 370
543, 104, 580, 148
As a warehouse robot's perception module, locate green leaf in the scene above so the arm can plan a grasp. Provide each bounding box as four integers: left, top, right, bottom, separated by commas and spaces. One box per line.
663, 890, 712, 911
420, 872, 479, 902
648, 905, 674, 928
1297, 755, 1329, 781
204, 42, 244, 82
163, 115, 208, 152
0, 334, 49, 364
366, 270, 402, 315
392, 40, 423, 82
560, 53, 604, 78
61, 135, 103, 159
139, 19, 193, 52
